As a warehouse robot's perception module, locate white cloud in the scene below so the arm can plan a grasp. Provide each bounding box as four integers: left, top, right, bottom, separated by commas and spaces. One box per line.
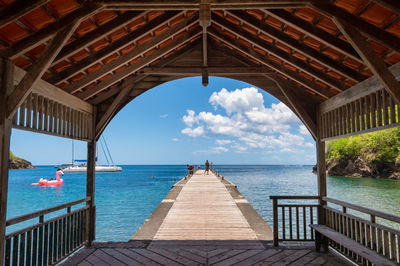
181, 87, 313, 154
215, 139, 232, 145
193, 146, 229, 154
160, 114, 168, 118
171, 138, 179, 142
182, 110, 197, 127
299, 125, 310, 135
181, 126, 205, 137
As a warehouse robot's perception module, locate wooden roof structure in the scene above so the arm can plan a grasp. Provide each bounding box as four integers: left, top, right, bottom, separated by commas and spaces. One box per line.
1, 0, 400, 142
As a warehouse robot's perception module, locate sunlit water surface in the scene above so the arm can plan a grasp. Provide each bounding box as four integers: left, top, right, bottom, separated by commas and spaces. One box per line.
7, 165, 400, 241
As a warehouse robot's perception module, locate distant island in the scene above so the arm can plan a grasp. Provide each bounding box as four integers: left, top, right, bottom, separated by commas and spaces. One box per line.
316, 127, 400, 179
9, 152, 36, 169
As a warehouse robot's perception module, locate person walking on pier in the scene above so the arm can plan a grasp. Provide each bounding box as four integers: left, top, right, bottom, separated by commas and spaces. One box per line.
205, 160, 210, 175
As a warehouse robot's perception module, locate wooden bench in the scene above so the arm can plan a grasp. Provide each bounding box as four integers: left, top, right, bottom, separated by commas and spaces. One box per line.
310, 224, 398, 266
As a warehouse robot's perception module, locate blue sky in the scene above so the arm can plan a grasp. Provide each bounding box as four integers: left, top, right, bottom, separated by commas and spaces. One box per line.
10, 77, 316, 165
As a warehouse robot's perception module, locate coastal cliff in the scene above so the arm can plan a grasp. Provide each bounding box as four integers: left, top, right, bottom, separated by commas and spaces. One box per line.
9, 152, 36, 169
315, 127, 400, 179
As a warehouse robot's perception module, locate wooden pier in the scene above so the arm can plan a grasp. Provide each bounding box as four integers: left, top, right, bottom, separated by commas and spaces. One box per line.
62, 171, 349, 265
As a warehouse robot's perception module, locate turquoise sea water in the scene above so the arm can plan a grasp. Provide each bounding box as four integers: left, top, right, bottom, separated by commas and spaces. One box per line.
6, 165, 400, 241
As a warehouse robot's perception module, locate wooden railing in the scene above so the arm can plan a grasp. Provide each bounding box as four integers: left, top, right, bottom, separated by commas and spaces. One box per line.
323, 197, 400, 264
3, 197, 90, 266
270, 196, 320, 246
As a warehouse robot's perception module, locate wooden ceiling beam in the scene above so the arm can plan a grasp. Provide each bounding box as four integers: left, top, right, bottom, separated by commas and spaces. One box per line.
0, 0, 50, 28
78, 28, 202, 100
211, 13, 346, 92
0, 3, 103, 59
6, 24, 78, 119
47, 11, 184, 85
334, 18, 400, 104
90, 39, 202, 105
64, 13, 198, 95
373, 0, 400, 16
52, 10, 146, 66
227, 10, 365, 83
137, 66, 274, 75
312, 2, 400, 54
208, 28, 335, 99
263, 9, 362, 64
95, 0, 311, 9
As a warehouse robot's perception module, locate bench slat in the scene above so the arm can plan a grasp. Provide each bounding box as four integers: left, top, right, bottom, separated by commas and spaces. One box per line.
310, 224, 397, 266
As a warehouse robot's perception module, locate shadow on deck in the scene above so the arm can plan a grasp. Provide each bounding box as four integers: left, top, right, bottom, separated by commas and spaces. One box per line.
61, 240, 351, 265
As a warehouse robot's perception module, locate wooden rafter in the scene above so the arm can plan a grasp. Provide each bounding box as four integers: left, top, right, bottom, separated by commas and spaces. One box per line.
0, 3, 103, 59
373, 0, 400, 16
52, 10, 146, 66
333, 19, 400, 105
311, 2, 400, 54
47, 11, 184, 85
262, 9, 363, 64
227, 10, 365, 82
78, 27, 202, 100
208, 28, 335, 99
211, 14, 346, 92
90, 38, 203, 105
0, 0, 50, 28
6, 24, 79, 120
63, 13, 199, 96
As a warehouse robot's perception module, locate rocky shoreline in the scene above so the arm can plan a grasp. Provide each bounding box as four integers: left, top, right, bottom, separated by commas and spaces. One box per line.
9, 152, 36, 169
313, 156, 400, 179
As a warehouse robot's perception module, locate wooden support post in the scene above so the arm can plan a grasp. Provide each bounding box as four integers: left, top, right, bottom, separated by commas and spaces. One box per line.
86, 112, 96, 246
272, 198, 279, 246
200, 0, 210, 87
316, 118, 328, 252
0, 58, 13, 266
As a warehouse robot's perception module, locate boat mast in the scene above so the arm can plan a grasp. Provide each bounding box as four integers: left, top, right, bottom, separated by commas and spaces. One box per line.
72, 140, 74, 165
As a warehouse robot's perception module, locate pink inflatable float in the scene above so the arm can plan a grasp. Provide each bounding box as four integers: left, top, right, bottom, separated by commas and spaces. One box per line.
32, 169, 64, 186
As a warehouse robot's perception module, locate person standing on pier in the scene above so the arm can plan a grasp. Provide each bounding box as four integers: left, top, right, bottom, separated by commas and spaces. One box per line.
205, 160, 210, 175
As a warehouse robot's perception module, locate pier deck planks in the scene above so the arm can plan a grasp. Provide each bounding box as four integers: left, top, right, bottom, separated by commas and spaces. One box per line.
61, 171, 351, 265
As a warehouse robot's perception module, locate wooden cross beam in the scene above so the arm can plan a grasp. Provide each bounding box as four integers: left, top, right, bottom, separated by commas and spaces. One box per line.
227, 10, 365, 83
208, 28, 335, 99
6, 24, 78, 120
211, 14, 345, 92
0, 0, 50, 28
48, 11, 183, 86
312, 2, 400, 55
94, 0, 311, 9
0, 3, 103, 59
334, 18, 400, 105
137, 66, 275, 75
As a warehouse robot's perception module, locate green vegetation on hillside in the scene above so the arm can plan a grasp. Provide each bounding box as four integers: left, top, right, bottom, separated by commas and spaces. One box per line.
327, 127, 400, 167
9, 151, 17, 160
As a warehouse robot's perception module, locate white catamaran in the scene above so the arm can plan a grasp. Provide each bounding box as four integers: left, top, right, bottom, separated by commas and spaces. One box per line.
59, 136, 122, 173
